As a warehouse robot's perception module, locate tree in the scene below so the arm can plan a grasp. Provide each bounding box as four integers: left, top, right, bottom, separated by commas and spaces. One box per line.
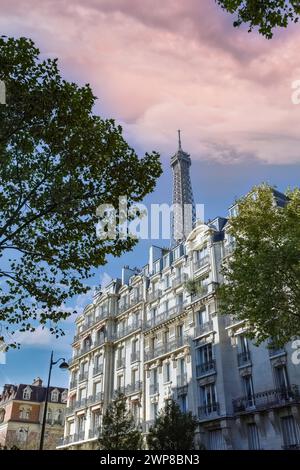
218, 184, 300, 346
0, 37, 162, 345
98, 393, 143, 450
147, 400, 199, 450
216, 1, 300, 39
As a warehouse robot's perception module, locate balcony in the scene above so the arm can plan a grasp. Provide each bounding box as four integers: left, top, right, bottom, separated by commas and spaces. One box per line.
116, 321, 141, 339
147, 290, 162, 303
93, 335, 106, 348
74, 430, 85, 442
125, 381, 142, 395
89, 428, 101, 439
232, 385, 300, 414
93, 364, 103, 376
113, 386, 126, 397
78, 371, 88, 382
145, 336, 189, 362
118, 302, 129, 314
60, 434, 75, 445
88, 392, 104, 405
65, 404, 76, 416
194, 320, 214, 338
237, 351, 251, 367
196, 360, 216, 377
149, 383, 159, 395
130, 295, 144, 306
193, 256, 210, 271
131, 351, 140, 363
224, 314, 244, 328
190, 284, 209, 302
75, 397, 88, 410
198, 402, 220, 420
177, 373, 187, 388
69, 380, 77, 389
144, 304, 186, 331
172, 273, 188, 288
116, 357, 125, 369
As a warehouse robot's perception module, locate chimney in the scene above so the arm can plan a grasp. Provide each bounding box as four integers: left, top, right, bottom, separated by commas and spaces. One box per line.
32, 377, 43, 387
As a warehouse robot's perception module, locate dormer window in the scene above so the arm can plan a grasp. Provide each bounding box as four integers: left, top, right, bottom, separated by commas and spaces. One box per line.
61, 390, 68, 403
51, 389, 59, 402
22, 387, 32, 400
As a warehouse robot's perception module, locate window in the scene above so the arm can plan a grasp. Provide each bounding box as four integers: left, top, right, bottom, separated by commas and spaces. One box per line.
131, 402, 139, 423
61, 390, 68, 403
178, 394, 187, 413
131, 369, 138, 385
177, 357, 186, 377
197, 343, 213, 365
92, 410, 101, 430
47, 408, 52, 423
154, 260, 160, 274
51, 389, 59, 402
79, 388, 87, 401
197, 308, 208, 326
208, 429, 226, 450
274, 365, 289, 391
17, 428, 28, 443
117, 375, 123, 391
247, 423, 260, 450
56, 409, 63, 425
200, 384, 217, 413
163, 254, 170, 269
242, 375, 255, 407
177, 293, 183, 306
22, 387, 31, 400
177, 324, 183, 340
164, 362, 171, 383
281, 416, 300, 449
151, 402, 158, 420
239, 335, 249, 354
173, 246, 181, 260
19, 407, 30, 420
164, 274, 170, 289
163, 329, 169, 344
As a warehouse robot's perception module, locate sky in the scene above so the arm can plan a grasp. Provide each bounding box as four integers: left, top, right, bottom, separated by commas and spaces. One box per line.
1, 0, 300, 389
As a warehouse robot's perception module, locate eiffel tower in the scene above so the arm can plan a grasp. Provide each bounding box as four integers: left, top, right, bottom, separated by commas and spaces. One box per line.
170, 130, 196, 246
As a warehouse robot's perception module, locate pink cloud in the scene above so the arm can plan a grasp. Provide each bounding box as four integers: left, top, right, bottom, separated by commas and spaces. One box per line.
1, 0, 300, 163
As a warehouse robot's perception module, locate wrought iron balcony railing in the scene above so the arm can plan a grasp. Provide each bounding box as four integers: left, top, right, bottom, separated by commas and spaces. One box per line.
149, 383, 159, 395
198, 402, 220, 419
172, 273, 188, 288
232, 385, 300, 414
87, 392, 104, 405
93, 364, 104, 376
237, 351, 251, 367
147, 290, 162, 303
131, 351, 140, 363
145, 336, 189, 362
116, 321, 141, 339
194, 320, 214, 338
116, 357, 125, 369
125, 381, 142, 395
193, 256, 210, 271
144, 304, 186, 331
196, 360, 216, 377
78, 371, 88, 382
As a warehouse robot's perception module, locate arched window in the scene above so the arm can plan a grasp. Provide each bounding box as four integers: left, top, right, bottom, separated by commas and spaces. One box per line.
17, 428, 28, 443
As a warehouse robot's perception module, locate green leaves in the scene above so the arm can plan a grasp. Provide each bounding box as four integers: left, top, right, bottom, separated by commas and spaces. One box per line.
0, 37, 162, 345
147, 400, 198, 450
219, 184, 300, 346
216, 1, 300, 38
98, 393, 143, 450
